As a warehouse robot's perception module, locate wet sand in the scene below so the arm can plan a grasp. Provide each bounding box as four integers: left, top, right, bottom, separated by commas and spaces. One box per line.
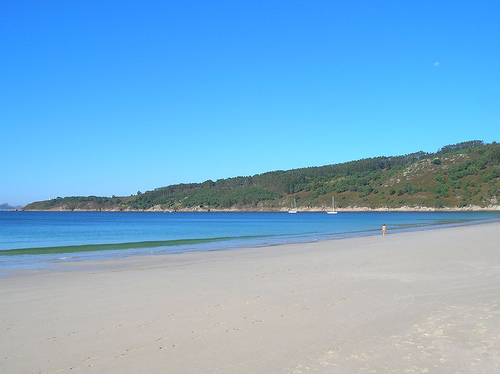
1, 222, 500, 373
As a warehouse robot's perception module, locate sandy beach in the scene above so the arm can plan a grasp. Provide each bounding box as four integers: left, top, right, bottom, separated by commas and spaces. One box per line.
1, 223, 500, 373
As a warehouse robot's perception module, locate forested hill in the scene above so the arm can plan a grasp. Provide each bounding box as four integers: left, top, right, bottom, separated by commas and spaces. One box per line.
24, 140, 500, 212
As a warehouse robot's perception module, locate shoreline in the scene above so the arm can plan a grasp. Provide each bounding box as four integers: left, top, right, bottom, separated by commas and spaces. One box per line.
18, 204, 500, 212
2, 223, 500, 372
1, 214, 499, 274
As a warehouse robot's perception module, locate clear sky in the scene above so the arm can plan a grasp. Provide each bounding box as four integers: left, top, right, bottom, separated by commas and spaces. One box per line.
1, 1, 499, 206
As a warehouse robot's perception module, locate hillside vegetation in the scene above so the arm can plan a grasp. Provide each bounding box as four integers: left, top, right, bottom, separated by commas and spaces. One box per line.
24, 140, 500, 212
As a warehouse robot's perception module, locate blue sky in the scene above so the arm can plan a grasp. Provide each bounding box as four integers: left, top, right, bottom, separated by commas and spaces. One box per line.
1, 1, 499, 206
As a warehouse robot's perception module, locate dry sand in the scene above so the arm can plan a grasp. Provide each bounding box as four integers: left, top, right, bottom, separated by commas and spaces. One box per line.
1, 222, 500, 373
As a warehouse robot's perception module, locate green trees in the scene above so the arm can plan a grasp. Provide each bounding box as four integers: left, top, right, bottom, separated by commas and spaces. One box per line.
487, 143, 500, 164
23, 140, 499, 211
437, 140, 484, 154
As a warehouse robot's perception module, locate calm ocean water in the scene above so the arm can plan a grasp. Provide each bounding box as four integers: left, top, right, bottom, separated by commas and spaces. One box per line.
1, 211, 499, 272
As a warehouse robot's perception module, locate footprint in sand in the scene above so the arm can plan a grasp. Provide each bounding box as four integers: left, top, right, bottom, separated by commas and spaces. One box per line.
479, 314, 493, 320
159, 345, 177, 349
322, 347, 340, 360
348, 352, 367, 361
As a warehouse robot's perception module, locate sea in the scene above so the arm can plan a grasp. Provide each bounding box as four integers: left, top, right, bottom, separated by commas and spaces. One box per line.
1, 211, 499, 272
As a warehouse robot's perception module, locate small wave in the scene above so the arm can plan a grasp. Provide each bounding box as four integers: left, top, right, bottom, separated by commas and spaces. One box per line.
0, 235, 275, 256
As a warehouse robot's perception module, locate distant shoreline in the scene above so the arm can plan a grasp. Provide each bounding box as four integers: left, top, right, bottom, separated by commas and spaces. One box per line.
18, 205, 500, 213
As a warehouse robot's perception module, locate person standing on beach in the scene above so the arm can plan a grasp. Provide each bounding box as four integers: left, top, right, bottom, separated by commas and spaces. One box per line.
382, 224, 387, 235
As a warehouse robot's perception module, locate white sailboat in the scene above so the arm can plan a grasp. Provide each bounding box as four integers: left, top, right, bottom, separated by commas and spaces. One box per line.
289, 198, 298, 214
326, 196, 338, 214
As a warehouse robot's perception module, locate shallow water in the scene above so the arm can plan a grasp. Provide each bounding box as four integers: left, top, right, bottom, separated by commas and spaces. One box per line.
1, 211, 499, 271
